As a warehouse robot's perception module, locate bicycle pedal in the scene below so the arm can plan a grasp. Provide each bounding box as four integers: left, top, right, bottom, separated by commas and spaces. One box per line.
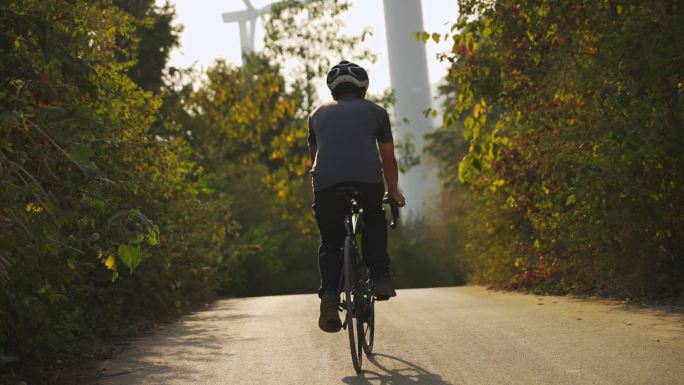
375, 295, 390, 301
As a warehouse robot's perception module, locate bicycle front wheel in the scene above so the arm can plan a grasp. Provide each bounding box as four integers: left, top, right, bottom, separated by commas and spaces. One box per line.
343, 236, 362, 373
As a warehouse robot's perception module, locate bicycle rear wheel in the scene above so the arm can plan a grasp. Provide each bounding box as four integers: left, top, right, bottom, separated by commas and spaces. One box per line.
358, 292, 374, 355
343, 236, 362, 373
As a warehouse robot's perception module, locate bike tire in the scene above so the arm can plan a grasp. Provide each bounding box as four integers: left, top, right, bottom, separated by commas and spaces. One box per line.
343, 236, 363, 373
358, 293, 374, 356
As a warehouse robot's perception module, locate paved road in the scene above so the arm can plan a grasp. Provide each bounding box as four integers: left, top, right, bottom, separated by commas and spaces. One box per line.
98, 286, 683, 385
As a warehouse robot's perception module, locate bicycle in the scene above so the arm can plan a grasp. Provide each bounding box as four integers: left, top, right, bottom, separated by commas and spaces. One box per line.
335, 186, 399, 374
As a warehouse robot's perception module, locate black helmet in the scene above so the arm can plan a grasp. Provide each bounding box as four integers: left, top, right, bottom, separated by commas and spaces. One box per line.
326, 61, 369, 91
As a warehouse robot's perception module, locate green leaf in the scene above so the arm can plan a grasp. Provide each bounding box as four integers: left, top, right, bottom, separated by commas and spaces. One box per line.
146, 226, 160, 246
464, 116, 475, 140
128, 232, 145, 245
117, 243, 142, 273
457, 157, 468, 183
472, 121, 481, 141
69, 143, 94, 164
566, 194, 577, 206
69, 143, 101, 175
88, 198, 106, 210
415, 31, 430, 43
431, 33, 441, 44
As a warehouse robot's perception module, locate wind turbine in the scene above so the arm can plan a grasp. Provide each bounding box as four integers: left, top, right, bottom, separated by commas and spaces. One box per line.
222, 0, 437, 215
222, 0, 275, 54
383, 0, 436, 215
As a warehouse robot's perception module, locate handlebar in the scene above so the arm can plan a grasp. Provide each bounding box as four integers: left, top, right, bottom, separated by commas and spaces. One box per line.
382, 193, 400, 229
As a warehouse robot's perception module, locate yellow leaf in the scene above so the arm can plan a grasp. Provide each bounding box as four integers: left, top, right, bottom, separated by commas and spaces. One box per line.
39, 282, 51, 294
104, 255, 116, 270
67, 258, 77, 270
474, 99, 488, 118
25, 202, 44, 214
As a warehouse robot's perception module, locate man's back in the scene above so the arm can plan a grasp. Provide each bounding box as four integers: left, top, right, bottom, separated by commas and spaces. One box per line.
308, 98, 392, 191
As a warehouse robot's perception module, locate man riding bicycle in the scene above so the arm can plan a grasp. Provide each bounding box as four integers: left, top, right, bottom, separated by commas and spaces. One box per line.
308, 61, 406, 333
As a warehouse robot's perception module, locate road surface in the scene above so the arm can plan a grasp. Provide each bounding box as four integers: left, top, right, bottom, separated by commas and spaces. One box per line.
98, 286, 684, 385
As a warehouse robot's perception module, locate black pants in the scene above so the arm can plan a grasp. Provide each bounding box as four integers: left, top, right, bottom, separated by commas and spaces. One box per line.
313, 181, 389, 298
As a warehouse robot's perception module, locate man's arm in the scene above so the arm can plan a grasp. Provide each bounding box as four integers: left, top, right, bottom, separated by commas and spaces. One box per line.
378, 142, 406, 207
309, 144, 317, 166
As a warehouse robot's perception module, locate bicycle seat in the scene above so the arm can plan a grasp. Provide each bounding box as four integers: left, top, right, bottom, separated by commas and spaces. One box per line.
335, 186, 360, 201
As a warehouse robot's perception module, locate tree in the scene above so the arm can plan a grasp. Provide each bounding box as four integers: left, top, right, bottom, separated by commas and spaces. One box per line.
428, 0, 684, 296
112, 0, 181, 91
165, 54, 320, 296
0, 1, 236, 380
264, 0, 374, 114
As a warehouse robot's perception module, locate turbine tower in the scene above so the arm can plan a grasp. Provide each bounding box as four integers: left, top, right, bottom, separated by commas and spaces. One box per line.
222, 0, 275, 54
383, 0, 436, 216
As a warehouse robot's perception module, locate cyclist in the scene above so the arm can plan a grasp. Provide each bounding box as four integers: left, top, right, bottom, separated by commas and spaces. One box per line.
308, 61, 406, 333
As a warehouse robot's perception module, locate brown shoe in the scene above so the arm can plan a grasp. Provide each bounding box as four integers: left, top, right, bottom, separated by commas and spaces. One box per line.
372, 275, 397, 300
318, 298, 342, 333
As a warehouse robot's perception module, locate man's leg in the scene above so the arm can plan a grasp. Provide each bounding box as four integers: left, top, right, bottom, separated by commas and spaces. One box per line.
313, 185, 347, 298
313, 185, 346, 332
356, 182, 396, 298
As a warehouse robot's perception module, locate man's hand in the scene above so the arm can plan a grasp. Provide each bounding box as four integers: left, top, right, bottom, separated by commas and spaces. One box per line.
389, 191, 406, 207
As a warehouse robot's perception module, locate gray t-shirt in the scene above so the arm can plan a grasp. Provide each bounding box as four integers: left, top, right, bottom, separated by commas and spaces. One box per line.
307, 98, 393, 191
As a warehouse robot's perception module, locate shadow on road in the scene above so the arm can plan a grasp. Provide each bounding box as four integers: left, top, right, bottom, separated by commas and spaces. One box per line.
98, 303, 255, 384
341, 353, 455, 385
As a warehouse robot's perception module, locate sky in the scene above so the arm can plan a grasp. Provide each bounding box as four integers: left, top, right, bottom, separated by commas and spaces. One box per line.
158, 0, 457, 101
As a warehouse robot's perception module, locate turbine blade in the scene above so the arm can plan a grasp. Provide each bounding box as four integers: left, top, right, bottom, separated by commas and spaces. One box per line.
222, 10, 255, 22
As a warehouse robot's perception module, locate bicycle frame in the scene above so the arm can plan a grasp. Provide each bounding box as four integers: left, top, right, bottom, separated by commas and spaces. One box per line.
339, 189, 399, 291
337, 194, 364, 297
335, 187, 399, 373
348, 199, 363, 236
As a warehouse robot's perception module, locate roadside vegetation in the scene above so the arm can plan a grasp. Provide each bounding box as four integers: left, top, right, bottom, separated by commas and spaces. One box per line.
426, 0, 683, 297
